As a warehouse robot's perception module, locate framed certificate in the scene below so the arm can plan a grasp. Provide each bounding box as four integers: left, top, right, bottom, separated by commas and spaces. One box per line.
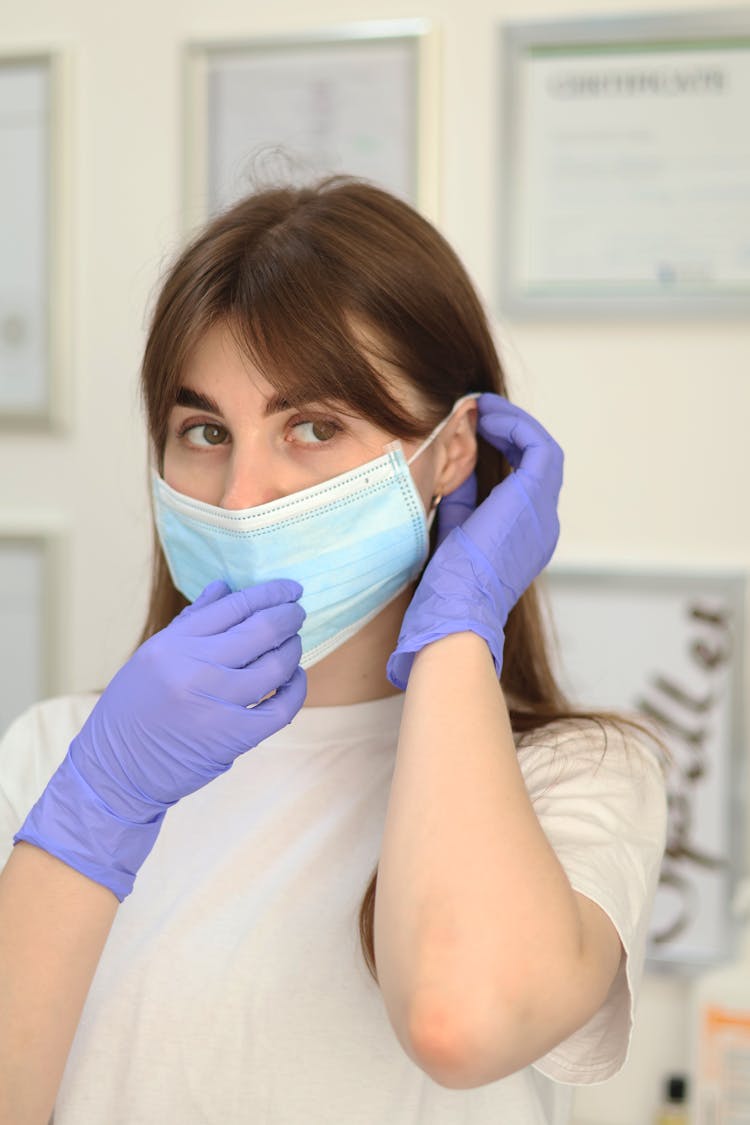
0, 53, 69, 426
542, 566, 746, 970
184, 20, 439, 228
499, 10, 750, 317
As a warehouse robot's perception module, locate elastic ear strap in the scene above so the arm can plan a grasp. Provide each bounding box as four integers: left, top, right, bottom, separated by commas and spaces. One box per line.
407, 392, 481, 467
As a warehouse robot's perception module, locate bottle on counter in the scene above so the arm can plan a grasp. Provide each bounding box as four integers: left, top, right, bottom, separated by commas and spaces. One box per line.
690, 889, 750, 1125
655, 1074, 689, 1125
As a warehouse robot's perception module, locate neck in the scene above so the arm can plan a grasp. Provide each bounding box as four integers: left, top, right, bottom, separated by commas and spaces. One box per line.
302, 587, 413, 707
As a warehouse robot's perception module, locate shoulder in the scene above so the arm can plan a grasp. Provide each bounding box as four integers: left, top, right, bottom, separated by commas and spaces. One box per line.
517, 717, 668, 1083
2, 693, 99, 752
514, 715, 668, 923
0, 693, 99, 821
516, 715, 666, 804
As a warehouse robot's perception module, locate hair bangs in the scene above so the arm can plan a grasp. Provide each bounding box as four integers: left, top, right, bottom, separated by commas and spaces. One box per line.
224, 240, 431, 440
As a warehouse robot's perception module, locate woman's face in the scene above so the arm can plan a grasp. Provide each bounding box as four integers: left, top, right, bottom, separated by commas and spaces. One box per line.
162, 321, 440, 513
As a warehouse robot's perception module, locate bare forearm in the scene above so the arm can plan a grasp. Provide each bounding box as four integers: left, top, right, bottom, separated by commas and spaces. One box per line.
0, 842, 118, 1125
374, 633, 620, 1085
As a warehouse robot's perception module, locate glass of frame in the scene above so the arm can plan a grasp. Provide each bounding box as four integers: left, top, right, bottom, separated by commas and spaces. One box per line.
0, 53, 68, 427
183, 19, 439, 229
542, 565, 746, 971
498, 9, 750, 318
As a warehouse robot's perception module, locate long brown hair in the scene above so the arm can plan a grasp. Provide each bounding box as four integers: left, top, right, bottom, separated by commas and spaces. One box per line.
138, 177, 620, 980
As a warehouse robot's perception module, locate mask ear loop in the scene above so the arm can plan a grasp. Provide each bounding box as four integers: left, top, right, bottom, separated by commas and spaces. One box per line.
392, 392, 480, 527
384, 391, 481, 474
406, 391, 481, 467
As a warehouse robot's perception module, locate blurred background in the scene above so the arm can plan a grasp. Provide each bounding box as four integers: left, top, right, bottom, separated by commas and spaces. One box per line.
1, 1, 748, 1122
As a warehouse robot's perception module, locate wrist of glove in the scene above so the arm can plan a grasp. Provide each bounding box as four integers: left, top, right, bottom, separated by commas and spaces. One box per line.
386, 525, 512, 690
15, 750, 166, 901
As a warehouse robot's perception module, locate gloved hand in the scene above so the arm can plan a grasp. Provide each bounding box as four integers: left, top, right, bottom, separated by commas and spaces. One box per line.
14, 579, 307, 900
435, 472, 477, 547
387, 394, 563, 689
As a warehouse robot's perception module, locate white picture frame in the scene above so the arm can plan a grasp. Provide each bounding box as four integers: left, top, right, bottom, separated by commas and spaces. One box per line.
541, 566, 746, 970
183, 20, 439, 230
0, 51, 69, 427
0, 532, 59, 736
498, 9, 750, 318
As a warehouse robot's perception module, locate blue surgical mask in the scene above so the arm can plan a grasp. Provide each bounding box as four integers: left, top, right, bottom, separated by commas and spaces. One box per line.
152, 394, 478, 668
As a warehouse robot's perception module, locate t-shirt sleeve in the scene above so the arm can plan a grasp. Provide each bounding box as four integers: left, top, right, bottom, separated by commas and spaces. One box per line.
0, 695, 98, 870
517, 719, 667, 1085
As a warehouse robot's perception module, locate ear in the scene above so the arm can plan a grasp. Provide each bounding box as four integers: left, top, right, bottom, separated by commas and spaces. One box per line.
433, 402, 478, 497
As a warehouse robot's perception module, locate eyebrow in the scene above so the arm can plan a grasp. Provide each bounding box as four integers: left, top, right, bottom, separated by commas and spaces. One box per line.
175, 387, 221, 413
175, 386, 314, 417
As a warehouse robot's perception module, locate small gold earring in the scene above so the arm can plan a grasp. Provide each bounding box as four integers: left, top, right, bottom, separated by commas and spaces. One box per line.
430, 493, 443, 511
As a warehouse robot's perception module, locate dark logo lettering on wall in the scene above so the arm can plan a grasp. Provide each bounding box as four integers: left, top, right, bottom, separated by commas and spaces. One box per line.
637, 603, 733, 946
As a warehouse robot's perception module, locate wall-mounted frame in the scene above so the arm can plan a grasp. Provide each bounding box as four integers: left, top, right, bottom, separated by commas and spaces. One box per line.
498, 9, 750, 318
0, 531, 59, 736
183, 19, 440, 230
541, 566, 746, 971
0, 52, 69, 427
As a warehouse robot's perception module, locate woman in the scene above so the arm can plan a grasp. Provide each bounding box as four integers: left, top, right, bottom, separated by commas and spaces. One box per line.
0, 178, 666, 1124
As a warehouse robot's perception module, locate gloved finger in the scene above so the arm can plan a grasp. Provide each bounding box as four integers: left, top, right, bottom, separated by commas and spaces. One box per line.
224, 665, 308, 752
200, 601, 306, 668
477, 395, 562, 480
179, 579, 232, 617
180, 579, 304, 637
436, 473, 477, 546
477, 393, 557, 449
199, 633, 304, 707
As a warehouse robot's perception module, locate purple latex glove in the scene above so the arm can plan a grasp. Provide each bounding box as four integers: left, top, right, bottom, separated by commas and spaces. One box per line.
435, 472, 478, 547
14, 579, 307, 900
387, 394, 563, 689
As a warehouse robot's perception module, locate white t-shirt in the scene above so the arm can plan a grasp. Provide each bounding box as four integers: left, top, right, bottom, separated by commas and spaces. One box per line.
0, 693, 666, 1125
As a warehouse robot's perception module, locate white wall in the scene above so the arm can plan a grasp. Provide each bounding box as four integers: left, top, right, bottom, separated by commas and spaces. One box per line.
2, 1, 748, 1122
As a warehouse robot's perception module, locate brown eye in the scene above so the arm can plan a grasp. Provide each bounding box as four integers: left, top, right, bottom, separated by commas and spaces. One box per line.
311, 420, 339, 441
292, 419, 341, 444
182, 423, 230, 447
202, 424, 228, 445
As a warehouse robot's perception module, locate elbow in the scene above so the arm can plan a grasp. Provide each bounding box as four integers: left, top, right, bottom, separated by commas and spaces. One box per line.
403, 995, 520, 1089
